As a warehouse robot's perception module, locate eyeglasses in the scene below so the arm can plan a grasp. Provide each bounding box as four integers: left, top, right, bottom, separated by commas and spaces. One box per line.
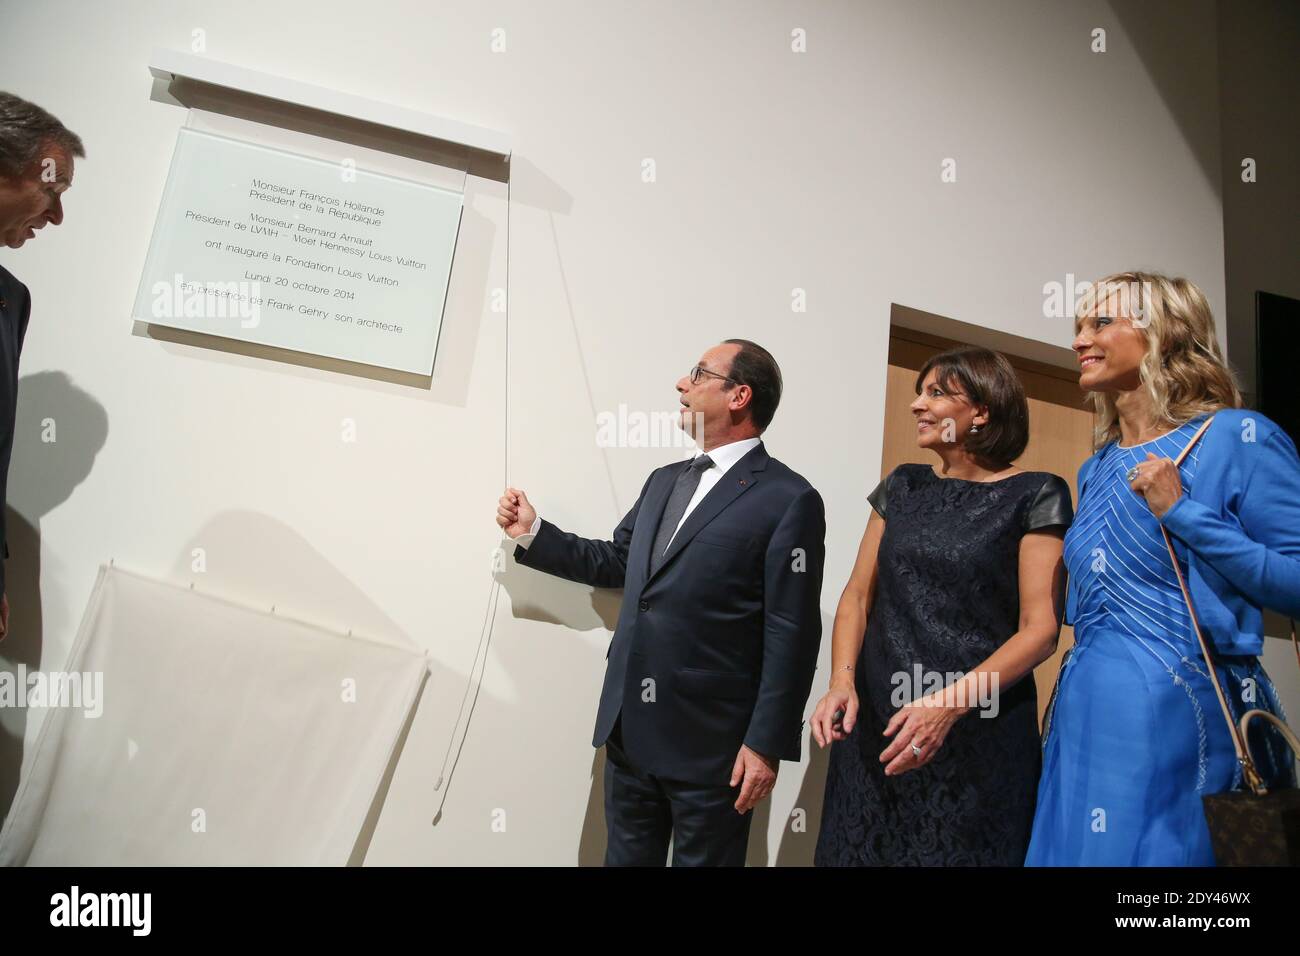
689, 365, 739, 386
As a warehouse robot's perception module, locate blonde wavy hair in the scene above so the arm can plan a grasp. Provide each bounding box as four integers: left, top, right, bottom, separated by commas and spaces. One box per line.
1075, 271, 1241, 448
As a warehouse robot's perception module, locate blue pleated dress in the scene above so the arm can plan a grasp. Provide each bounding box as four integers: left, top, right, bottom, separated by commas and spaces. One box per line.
1026, 416, 1247, 865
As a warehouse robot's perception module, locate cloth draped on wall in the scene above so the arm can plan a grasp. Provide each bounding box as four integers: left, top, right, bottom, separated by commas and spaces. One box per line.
0, 565, 428, 865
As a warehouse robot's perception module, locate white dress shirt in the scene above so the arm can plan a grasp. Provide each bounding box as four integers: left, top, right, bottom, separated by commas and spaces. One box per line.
515, 437, 762, 551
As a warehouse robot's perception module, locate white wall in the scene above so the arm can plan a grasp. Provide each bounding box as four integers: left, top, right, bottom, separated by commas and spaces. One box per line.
0, 0, 1237, 865
1216, 0, 1300, 749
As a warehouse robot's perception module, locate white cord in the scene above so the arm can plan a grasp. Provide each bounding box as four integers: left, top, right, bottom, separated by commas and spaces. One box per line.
431, 163, 509, 821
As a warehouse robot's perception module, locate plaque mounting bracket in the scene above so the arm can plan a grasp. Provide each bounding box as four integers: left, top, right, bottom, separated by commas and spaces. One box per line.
148, 48, 512, 160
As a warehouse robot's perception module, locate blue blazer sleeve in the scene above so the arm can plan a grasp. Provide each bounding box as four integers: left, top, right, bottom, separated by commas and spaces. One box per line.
1159, 428, 1300, 619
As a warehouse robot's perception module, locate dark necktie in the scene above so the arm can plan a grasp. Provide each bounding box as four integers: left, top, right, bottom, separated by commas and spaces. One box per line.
651, 454, 714, 574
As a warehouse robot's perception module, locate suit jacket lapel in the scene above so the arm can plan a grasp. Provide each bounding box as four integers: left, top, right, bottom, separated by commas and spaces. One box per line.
645, 442, 769, 584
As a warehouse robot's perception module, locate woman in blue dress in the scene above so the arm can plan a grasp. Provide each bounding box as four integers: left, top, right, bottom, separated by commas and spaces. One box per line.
1027, 272, 1300, 866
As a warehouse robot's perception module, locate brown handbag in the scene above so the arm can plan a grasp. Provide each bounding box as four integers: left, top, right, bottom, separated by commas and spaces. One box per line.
1159, 415, 1300, 866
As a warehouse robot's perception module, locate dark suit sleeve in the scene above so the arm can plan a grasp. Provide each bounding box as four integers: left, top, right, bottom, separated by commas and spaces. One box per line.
512, 472, 655, 589
15, 281, 30, 352
744, 486, 826, 761
1, 277, 30, 567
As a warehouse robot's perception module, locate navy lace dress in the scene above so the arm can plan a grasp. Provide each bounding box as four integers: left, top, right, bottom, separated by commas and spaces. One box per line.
815, 464, 1073, 866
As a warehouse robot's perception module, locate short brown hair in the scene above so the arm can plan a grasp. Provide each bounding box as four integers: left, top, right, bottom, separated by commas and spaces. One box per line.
723, 338, 782, 432
914, 346, 1029, 464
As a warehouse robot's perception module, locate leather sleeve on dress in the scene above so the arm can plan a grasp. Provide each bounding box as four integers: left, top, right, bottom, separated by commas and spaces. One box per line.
866, 469, 892, 519
1023, 474, 1074, 532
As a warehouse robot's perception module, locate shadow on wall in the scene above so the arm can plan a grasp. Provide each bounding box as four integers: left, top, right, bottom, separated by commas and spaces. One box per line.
1105, 0, 1222, 198
0, 371, 109, 823
496, 548, 622, 633
493, 550, 620, 865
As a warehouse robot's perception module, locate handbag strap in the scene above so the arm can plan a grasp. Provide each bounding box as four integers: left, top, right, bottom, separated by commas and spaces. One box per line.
1239, 708, 1300, 768
1156, 415, 1269, 795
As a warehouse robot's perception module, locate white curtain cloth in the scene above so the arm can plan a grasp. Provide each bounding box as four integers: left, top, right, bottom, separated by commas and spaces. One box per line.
0, 566, 428, 865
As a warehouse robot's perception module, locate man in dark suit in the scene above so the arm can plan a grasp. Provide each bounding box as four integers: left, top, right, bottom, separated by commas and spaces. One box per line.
497, 339, 825, 865
0, 92, 84, 641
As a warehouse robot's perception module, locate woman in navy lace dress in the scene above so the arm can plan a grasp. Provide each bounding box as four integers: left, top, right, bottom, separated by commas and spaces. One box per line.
813, 347, 1072, 865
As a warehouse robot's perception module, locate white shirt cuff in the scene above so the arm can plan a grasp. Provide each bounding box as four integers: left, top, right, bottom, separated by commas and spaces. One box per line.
514, 515, 541, 549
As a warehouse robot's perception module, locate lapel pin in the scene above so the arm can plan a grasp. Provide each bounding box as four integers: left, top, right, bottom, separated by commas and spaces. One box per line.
739, 479, 747, 485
